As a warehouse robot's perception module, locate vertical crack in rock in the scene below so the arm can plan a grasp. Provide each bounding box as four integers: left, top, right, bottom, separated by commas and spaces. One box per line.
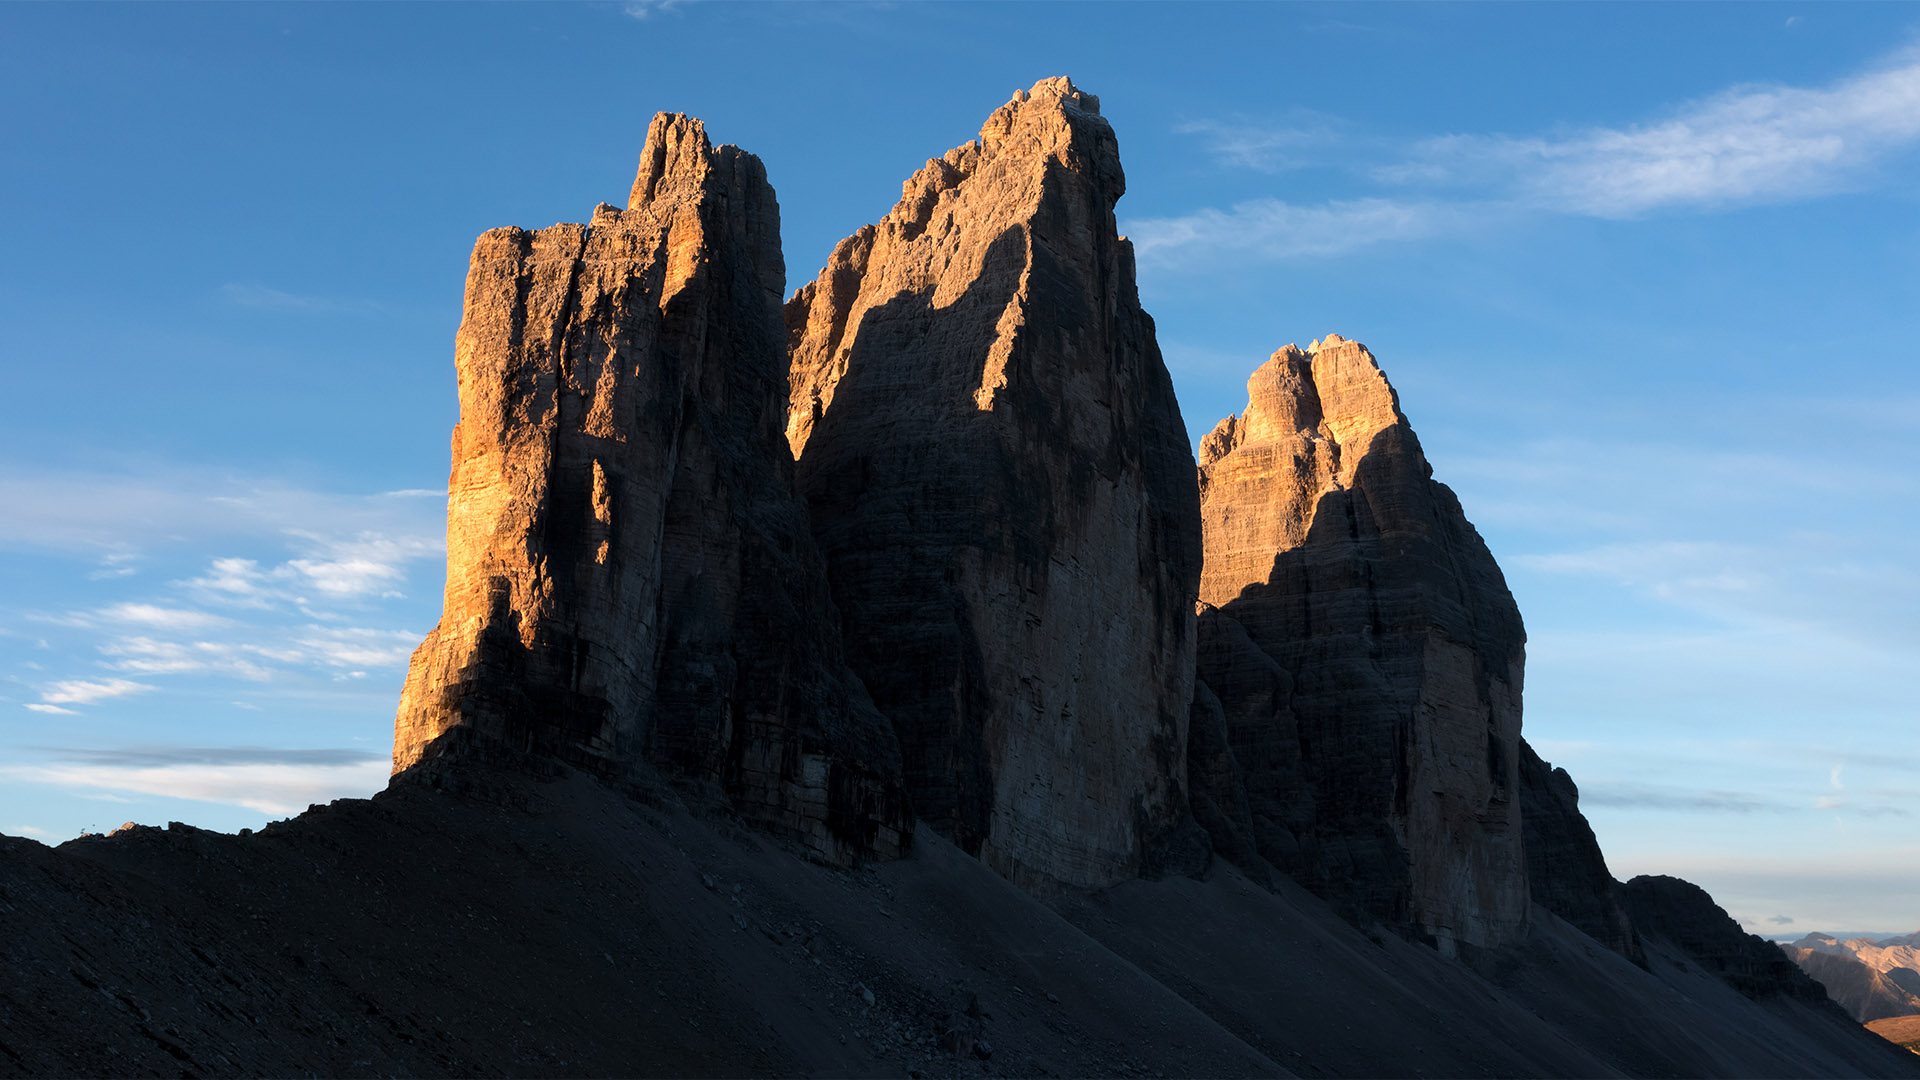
393, 113, 909, 863
1192, 335, 1528, 951
785, 77, 1204, 891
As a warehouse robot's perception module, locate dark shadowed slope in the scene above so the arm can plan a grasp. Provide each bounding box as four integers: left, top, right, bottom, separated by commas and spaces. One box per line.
4, 773, 1915, 1078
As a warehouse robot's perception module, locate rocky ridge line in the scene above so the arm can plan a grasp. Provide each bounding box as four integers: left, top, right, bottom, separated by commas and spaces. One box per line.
1188, 336, 1528, 951
391, 113, 907, 862
784, 77, 1204, 892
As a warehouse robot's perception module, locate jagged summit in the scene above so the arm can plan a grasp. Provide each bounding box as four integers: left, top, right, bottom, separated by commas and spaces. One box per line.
391, 113, 906, 862
6, 85, 1918, 1080
786, 76, 1129, 455
784, 76, 1202, 891
1189, 334, 1529, 950
852, 77, 1110, 261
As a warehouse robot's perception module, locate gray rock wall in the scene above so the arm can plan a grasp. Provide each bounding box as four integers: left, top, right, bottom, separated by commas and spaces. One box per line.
1192, 337, 1529, 950
393, 114, 908, 862
786, 78, 1203, 891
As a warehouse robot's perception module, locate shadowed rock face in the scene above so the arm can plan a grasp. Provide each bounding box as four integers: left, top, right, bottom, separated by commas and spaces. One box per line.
1624, 875, 1839, 1008
1191, 336, 1528, 950
784, 77, 1204, 891
1518, 740, 1643, 963
392, 113, 908, 862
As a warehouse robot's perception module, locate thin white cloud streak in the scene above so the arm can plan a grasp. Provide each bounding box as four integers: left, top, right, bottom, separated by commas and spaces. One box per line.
102, 603, 230, 630
36, 746, 385, 768
1142, 44, 1920, 264
1175, 118, 1338, 173
23, 704, 76, 715
39, 603, 232, 632
1129, 198, 1463, 264
1580, 781, 1784, 814
0, 464, 445, 556
99, 637, 275, 681
217, 283, 387, 316
180, 530, 440, 607
1440, 430, 1920, 652
0, 760, 390, 817
1395, 47, 1920, 217
1516, 535, 1920, 652
40, 678, 154, 706
291, 627, 420, 670
623, 0, 686, 19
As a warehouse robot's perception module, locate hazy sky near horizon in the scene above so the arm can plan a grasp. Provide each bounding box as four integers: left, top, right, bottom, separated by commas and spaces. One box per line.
2, 2, 1916, 935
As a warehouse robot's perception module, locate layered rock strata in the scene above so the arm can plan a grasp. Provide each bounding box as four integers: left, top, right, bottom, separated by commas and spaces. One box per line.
1783, 945, 1920, 1022
1623, 875, 1837, 1006
393, 114, 908, 861
1518, 741, 1642, 962
1191, 336, 1528, 950
784, 78, 1203, 890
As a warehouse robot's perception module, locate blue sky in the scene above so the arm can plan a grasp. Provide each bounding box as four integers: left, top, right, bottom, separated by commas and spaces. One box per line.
2, 2, 1915, 936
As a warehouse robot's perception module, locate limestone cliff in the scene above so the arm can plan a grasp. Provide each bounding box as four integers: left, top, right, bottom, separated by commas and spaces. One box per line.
392, 114, 908, 862
1192, 336, 1528, 950
784, 78, 1204, 890
1519, 740, 1642, 962
1623, 875, 1837, 1006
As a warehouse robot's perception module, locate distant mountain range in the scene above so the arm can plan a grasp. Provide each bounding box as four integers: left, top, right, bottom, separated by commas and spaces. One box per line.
1783, 931, 1920, 1022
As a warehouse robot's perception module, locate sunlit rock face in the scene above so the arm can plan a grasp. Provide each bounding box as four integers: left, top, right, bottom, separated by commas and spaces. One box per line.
784, 77, 1204, 891
1191, 336, 1529, 950
392, 114, 908, 863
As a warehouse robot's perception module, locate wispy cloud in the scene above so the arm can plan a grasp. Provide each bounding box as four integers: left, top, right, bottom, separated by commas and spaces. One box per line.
1141, 43, 1920, 265
0, 755, 389, 816
292, 626, 419, 670
281, 531, 438, 598
35, 745, 384, 768
1176, 116, 1340, 172
181, 529, 439, 608
1129, 198, 1465, 265
98, 636, 275, 681
623, 0, 686, 18
217, 283, 387, 316
1582, 780, 1784, 814
1, 464, 441, 723
101, 603, 229, 630
1516, 534, 1920, 651
41, 603, 231, 631
39, 678, 154, 707
0, 464, 445, 556
1393, 46, 1920, 217
1812, 796, 1910, 817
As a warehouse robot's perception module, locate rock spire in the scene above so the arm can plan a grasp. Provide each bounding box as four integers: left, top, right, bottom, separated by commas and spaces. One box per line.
1190, 336, 1529, 950
784, 77, 1205, 891
392, 113, 908, 862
